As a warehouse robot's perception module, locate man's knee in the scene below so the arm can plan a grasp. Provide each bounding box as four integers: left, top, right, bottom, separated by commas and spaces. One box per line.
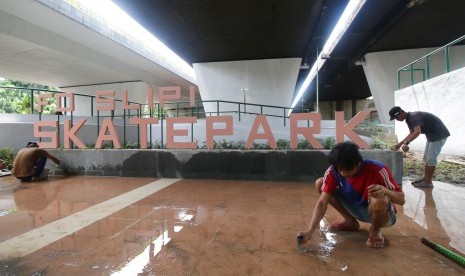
368, 196, 390, 213
315, 177, 324, 193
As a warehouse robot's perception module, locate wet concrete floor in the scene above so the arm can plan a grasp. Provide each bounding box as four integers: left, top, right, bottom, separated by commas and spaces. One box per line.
0, 175, 464, 275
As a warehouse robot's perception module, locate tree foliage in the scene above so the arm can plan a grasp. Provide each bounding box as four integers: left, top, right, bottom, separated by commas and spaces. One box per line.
0, 79, 57, 114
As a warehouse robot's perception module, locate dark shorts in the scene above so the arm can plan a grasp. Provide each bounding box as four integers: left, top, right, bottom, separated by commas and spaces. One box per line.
17, 175, 34, 182
333, 191, 397, 227
35, 156, 47, 177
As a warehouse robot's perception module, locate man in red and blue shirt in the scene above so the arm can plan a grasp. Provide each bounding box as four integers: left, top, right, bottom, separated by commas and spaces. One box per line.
297, 141, 405, 248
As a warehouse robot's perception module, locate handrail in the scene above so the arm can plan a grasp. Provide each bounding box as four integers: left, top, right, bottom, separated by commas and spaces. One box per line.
1, 86, 391, 149
397, 34, 465, 89
0, 86, 293, 121
0, 86, 295, 148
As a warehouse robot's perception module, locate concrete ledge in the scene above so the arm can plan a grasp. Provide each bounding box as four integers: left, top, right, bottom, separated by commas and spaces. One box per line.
47, 149, 403, 184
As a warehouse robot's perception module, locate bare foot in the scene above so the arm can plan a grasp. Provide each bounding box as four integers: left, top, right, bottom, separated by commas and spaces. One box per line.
328, 219, 360, 231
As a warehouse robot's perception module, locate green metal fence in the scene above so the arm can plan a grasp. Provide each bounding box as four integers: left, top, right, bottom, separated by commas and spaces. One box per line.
0, 86, 297, 148
397, 34, 465, 89
1, 86, 389, 149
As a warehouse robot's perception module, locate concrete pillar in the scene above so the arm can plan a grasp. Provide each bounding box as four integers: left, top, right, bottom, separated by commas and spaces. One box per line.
193, 58, 301, 116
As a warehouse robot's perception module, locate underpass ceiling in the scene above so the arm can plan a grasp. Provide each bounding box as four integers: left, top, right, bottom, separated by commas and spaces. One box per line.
112, 0, 465, 108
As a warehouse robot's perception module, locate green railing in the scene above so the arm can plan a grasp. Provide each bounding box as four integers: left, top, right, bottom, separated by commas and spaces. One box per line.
1, 86, 387, 149
0, 86, 297, 121
397, 34, 465, 89
0, 86, 297, 148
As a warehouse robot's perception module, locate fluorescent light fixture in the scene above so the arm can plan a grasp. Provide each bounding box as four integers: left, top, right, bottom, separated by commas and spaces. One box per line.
72, 0, 196, 83
289, 0, 367, 115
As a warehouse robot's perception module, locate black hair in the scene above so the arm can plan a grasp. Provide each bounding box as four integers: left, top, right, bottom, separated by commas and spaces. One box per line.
26, 141, 39, 148
328, 141, 363, 171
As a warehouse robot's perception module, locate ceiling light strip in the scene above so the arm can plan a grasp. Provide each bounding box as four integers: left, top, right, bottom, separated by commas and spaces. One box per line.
289, 0, 367, 114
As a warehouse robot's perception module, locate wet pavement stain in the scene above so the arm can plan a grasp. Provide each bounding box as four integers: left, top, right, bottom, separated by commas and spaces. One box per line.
0, 258, 48, 276
0, 176, 464, 275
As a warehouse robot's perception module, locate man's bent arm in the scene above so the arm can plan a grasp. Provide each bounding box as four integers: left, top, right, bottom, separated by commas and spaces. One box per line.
304, 192, 332, 235
384, 189, 405, 206
399, 126, 421, 146
45, 152, 60, 165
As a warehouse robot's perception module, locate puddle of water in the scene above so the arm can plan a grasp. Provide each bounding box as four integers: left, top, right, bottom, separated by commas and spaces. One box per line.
339, 261, 348, 271
297, 227, 337, 262
297, 216, 353, 269
0, 208, 18, 217
298, 241, 336, 262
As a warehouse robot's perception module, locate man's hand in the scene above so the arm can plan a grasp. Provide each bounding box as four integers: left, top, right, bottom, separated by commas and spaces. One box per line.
393, 143, 402, 150
296, 231, 312, 246
401, 144, 409, 157
51, 156, 61, 165
401, 144, 409, 153
368, 184, 385, 199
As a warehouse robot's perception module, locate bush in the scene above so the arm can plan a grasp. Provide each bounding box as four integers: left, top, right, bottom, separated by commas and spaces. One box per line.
123, 143, 139, 149
0, 147, 16, 167
277, 139, 290, 150
321, 137, 336, 149
251, 142, 270, 149
369, 138, 385, 149
297, 139, 313, 149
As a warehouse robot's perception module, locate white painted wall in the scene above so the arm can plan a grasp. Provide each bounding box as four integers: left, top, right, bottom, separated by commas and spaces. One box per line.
394, 67, 465, 155
1, 112, 339, 150
0, 113, 140, 151
363, 45, 465, 124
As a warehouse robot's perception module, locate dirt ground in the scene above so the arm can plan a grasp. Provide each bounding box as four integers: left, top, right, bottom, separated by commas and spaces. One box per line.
403, 151, 465, 186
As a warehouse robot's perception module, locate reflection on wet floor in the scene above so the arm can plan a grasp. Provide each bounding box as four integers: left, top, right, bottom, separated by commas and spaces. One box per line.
0, 175, 464, 275
402, 179, 465, 254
